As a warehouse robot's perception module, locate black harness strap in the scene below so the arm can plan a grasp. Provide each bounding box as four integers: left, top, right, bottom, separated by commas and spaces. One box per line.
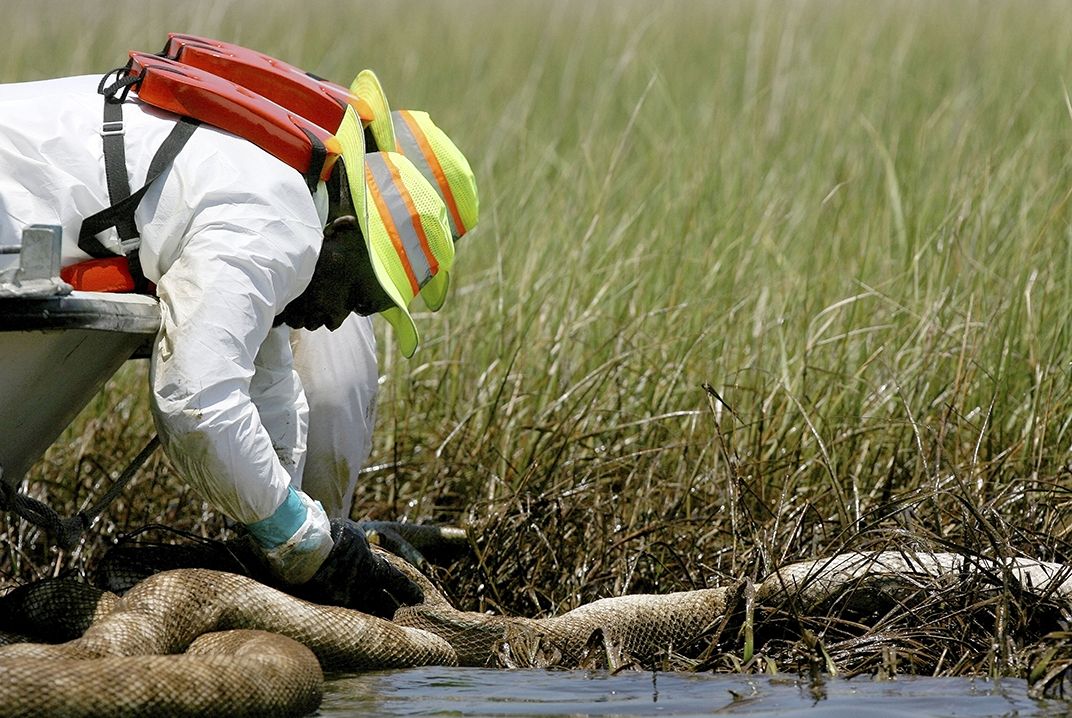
79, 67, 201, 294
101, 99, 137, 240
78, 115, 200, 260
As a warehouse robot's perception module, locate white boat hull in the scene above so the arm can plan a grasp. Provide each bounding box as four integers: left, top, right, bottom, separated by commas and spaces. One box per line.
0, 292, 160, 487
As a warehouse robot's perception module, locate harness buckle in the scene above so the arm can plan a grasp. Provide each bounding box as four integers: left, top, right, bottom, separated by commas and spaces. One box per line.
100, 120, 125, 137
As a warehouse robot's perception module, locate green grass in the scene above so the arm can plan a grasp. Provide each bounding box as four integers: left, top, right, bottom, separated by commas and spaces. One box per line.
3, 0, 1072, 684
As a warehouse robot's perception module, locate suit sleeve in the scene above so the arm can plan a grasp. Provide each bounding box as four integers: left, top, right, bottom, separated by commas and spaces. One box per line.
140, 136, 332, 582
149, 215, 301, 523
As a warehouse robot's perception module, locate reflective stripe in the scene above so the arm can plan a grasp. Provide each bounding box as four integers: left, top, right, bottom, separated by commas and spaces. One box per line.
394, 110, 467, 237
382, 154, 439, 279
365, 153, 435, 291
366, 161, 419, 295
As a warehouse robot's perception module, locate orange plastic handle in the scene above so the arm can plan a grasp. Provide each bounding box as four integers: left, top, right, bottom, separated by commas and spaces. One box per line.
128, 52, 340, 185
161, 34, 369, 132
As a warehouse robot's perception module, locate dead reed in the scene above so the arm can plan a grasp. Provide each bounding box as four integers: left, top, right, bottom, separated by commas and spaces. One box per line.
2, 0, 1071, 692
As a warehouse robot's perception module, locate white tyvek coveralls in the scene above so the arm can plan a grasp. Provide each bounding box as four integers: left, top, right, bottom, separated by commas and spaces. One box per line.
291, 314, 378, 519
0, 75, 379, 581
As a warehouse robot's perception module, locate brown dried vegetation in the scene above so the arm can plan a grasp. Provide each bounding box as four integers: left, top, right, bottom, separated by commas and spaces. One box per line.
2, 0, 1072, 697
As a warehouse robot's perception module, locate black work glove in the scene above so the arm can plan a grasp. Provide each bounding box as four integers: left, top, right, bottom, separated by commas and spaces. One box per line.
297, 518, 424, 617
358, 521, 430, 570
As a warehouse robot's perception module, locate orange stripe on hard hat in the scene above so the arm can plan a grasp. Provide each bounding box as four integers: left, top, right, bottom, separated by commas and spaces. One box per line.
398, 110, 467, 236
365, 163, 420, 296
381, 152, 439, 277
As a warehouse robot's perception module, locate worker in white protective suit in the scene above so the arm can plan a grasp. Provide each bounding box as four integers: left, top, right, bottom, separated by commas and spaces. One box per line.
293, 72, 480, 522
0, 71, 475, 616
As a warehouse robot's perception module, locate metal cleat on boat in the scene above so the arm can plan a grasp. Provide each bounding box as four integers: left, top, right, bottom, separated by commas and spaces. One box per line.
0, 224, 72, 299
0, 224, 161, 510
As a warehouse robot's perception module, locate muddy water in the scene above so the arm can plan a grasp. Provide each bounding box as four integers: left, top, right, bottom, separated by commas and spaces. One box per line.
320, 667, 1067, 717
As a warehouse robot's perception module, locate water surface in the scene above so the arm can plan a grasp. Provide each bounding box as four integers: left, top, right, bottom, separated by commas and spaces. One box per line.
320, 668, 1067, 717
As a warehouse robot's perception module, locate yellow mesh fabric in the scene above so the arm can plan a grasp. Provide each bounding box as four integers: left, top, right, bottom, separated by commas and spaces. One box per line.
395, 158, 455, 277
392, 110, 477, 310
338, 104, 454, 356
338, 106, 418, 356
411, 112, 479, 235
350, 70, 396, 152
334, 106, 367, 230
364, 152, 452, 357
364, 169, 416, 305
363, 161, 418, 357
403, 156, 454, 312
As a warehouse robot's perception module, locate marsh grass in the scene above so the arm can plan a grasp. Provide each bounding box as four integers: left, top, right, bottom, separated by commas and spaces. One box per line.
2, 0, 1072, 691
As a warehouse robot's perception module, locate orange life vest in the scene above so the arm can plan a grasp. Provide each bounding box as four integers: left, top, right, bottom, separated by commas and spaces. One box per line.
160, 34, 367, 134
127, 52, 342, 187
69, 40, 362, 293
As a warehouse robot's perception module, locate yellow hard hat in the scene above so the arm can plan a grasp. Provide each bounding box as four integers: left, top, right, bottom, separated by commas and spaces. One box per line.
335, 107, 454, 357
391, 110, 478, 311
